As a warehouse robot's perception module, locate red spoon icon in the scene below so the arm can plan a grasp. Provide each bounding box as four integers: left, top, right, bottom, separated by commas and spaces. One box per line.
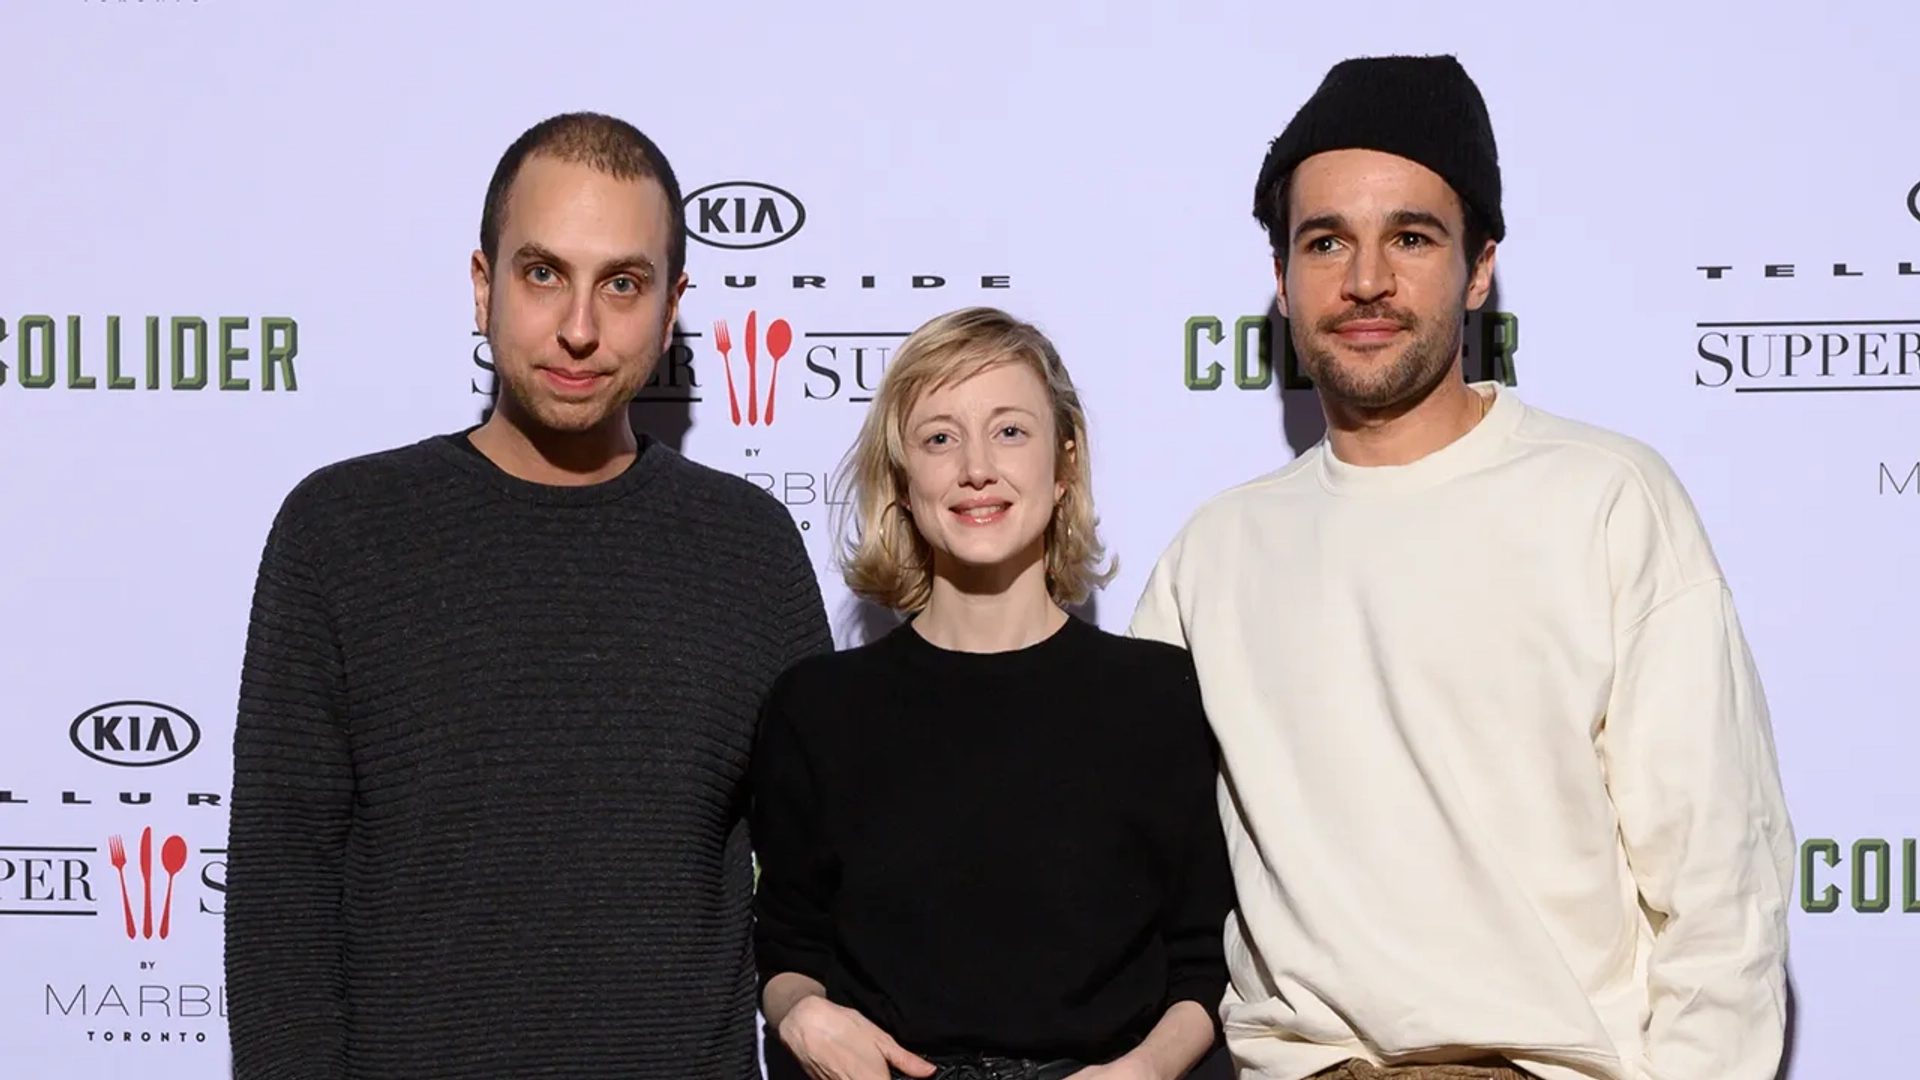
764, 319, 792, 424
158, 835, 187, 939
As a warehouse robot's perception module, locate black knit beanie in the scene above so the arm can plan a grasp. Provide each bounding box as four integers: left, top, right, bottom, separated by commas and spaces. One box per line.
1253, 54, 1505, 246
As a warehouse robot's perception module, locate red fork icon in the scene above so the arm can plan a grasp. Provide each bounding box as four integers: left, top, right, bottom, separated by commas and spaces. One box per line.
713, 319, 742, 425
108, 835, 136, 939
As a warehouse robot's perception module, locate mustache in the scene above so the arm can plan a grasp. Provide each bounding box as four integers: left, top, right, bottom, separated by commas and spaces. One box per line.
1315, 305, 1419, 334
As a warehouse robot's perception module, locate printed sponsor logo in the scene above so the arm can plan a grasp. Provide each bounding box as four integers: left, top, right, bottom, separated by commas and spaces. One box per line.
0, 827, 223, 928
1694, 321, 1920, 393
69, 701, 200, 768
1693, 182, 1920, 393
0, 315, 301, 392
711, 311, 795, 425
1799, 836, 1920, 914
0, 789, 226, 808
709, 310, 913, 426
3, 826, 229, 1044
737, 459, 852, 535
684, 181, 807, 250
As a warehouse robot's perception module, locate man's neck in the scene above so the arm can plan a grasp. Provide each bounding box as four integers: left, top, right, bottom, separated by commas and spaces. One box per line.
468, 406, 638, 487
913, 553, 1066, 654
1323, 375, 1490, 468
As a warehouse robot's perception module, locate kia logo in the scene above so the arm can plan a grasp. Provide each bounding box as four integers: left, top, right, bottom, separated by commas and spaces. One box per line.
1909, 180, 1920, 223
70, 701, 200, 768
684, 181, 806, 250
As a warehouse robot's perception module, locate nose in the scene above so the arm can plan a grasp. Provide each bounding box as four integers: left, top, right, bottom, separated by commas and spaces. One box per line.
959, 440, 997, 489
1342, 239, 1397, 305
556, 289, 599, 358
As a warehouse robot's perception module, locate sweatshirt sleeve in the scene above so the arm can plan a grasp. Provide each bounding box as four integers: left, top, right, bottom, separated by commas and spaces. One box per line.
224, 505, 355, 1080
1128, 531, 1191, 649
1602, 574, 1795, 1080
749, 672, 838, 989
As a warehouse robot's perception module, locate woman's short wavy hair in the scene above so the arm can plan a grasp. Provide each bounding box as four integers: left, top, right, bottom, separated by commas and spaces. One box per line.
833, 306, 1116, 613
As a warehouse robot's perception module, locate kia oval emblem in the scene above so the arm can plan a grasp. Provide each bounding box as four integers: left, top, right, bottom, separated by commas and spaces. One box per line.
69, 700, 202, 768
684, 181, 807, 250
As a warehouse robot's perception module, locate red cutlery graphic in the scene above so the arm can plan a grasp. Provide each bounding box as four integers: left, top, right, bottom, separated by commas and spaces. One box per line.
108, 835, 136, 939
159, 835, 187, 939
745, 310, 760, 425
712, 319, 742, 425
764, 320, 793, 424
139, 826, 153, 939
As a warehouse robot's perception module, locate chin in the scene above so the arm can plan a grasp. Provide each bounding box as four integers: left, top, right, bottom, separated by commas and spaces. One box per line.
1308, 357, 1419, 406
543, 403, 623, 432
943, 543, 1023, 571
938, 527, 1048, 577
503, 381, 625, 433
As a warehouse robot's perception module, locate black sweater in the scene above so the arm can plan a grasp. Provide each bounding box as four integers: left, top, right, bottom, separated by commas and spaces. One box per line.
223, 431, 830, 1079
750, 614, 1234, 1066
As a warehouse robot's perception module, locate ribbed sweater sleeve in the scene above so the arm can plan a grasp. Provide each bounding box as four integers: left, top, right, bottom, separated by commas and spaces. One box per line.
225, 488, 354, 1080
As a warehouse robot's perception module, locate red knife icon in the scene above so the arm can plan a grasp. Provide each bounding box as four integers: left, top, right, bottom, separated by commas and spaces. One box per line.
140, 826, 154, 939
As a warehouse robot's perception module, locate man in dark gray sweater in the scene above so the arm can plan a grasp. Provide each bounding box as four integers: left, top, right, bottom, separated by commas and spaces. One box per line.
222, 112, 831, 1080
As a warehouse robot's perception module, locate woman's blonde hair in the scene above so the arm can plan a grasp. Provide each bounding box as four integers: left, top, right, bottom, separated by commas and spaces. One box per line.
833, 306, 1115, 613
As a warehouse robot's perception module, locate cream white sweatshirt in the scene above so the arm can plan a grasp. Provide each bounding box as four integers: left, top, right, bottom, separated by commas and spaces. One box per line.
1129, 384, 1795, 1080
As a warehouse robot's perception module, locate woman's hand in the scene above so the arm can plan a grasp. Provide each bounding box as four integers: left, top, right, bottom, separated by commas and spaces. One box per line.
1064, 1061, 1158, 1080
777, 994, 938, 1080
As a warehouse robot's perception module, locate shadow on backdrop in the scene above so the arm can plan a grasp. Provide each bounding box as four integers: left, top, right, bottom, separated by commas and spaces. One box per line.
1067, 590, 1101, 629
845, 595, 902, 647
473, 320, 700, 456
1266, 295, 1328, 459
629, 320, 699, 454
1775, 968, 1797, 1080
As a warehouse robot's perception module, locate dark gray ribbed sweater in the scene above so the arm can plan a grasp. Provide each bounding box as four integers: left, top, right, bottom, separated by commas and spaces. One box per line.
223, 430, 830, 1079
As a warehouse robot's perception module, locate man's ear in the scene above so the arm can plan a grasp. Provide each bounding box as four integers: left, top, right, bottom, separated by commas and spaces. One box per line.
471, 250, 493, 335
1465, 241, 1497, 311
659, 271, 690, 354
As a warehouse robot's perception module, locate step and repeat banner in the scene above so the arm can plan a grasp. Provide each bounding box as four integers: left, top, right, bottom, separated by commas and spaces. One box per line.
0, 1, 1913, 1077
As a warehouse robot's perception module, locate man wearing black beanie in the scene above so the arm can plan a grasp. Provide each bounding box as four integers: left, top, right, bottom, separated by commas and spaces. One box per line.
1131, 55, 1794, 1080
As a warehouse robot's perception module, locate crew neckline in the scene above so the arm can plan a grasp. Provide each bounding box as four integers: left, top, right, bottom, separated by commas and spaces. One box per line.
427, 425, 675, 506
1316, 382, 1521, 496
889, 610, 1091, 675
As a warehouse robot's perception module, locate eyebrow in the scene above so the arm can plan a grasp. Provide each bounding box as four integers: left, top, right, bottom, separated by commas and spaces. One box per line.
1292, 209, 1455, 243
1385, 209, 1452, 236
913, 405, 1040, 428
511, 241, 657, 282
1291, 213, 1346, 243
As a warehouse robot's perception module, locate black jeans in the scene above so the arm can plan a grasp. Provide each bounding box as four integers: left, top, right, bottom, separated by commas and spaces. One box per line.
765, 1027, 1232, 1080
892, 1044, 1233, 1080
891, 1056, 1084, 1080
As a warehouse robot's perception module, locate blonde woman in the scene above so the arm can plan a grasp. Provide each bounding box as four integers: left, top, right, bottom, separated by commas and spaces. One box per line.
749, 307, 1234, 1080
